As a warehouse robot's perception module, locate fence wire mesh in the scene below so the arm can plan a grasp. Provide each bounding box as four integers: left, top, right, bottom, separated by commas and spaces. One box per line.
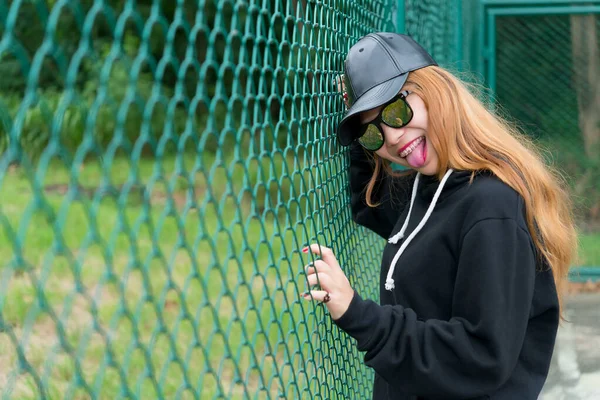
0, 0, 460, 398
404, 0, 460, 67
3, 0, 596, 399
495, 12, 600, 260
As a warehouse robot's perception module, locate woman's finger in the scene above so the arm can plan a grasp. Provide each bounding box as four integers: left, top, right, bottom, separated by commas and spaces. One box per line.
302, 290, 331, 303
304, 244, 341, 270
332, 74, 344, 92
305, 259, 329, 275
306, 271, 330, 288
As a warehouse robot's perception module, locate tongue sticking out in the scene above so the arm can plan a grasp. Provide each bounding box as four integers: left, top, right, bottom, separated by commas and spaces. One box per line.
405, 139, 427, 169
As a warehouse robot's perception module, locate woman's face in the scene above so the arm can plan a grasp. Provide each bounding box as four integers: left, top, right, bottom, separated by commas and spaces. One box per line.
359, 91, 439, 175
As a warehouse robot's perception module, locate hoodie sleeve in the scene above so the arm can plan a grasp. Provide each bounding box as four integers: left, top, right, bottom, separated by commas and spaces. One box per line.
334, 218, 538, 398
348, 142, 412, 240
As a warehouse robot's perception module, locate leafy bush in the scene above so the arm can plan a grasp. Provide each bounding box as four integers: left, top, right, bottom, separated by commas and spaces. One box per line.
0, 34, 196, 161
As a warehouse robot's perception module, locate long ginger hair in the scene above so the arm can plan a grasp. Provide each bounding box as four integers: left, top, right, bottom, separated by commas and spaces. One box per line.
365, 66, 578, 315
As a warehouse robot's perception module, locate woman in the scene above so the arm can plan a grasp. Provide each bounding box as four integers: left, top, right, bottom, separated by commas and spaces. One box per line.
301, 32, 577, 399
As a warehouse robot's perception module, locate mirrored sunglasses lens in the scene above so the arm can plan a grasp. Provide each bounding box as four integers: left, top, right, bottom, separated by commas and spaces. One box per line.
358, 124, 384, 150
382, 98, 412, 128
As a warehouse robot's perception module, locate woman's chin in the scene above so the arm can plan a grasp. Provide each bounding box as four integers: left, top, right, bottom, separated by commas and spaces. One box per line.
420, 161, 440, 175
409, 160, 438, 175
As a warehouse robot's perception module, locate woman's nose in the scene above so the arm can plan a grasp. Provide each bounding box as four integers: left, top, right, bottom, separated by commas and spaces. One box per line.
382, 124, 405, 146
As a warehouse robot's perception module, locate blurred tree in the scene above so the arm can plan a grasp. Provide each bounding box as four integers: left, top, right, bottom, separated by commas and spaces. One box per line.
570, 14, 600, 159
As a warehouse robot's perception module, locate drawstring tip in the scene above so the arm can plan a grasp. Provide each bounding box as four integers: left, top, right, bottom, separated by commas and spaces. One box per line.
388, 233, 404, 244
384, 278, 395, 291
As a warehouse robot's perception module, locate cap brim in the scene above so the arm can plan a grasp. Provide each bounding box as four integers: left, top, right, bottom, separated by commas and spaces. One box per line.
336, 74, 408, 146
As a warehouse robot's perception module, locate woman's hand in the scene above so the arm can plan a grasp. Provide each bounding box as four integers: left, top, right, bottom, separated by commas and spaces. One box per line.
333, 74, 350, 109
302, 244, 355, 320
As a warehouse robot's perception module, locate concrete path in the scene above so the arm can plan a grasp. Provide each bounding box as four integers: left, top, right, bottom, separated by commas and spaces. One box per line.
540, 293, 600, 400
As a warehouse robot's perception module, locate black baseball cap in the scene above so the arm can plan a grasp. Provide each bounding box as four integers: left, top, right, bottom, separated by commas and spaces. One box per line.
336, 33, 437, 146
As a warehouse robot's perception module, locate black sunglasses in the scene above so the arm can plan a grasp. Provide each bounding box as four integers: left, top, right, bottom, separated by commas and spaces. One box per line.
357, 90, 413, 151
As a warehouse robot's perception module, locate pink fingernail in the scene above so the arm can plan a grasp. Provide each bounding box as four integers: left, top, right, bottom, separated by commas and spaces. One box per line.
302, 247, 308, 253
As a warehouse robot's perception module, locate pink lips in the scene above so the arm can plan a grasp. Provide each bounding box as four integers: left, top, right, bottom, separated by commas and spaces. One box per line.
397, 137, 422, 157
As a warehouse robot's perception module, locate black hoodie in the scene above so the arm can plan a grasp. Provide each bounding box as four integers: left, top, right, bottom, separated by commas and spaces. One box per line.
334, 143, 559, 400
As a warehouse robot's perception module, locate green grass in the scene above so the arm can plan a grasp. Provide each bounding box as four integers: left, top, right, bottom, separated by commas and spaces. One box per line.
0, 152, 331, 399
579, 233, 600, 267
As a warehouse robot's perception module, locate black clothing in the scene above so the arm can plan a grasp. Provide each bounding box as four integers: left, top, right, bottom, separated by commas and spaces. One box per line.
334, 143, 559, 399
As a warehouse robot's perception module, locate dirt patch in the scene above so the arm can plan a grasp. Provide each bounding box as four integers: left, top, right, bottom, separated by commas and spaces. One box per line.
42, 183, 204, 210
43, 183, 140, 199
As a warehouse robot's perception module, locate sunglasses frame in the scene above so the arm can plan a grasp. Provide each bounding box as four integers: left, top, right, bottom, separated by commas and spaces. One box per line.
357, 90, 413, 151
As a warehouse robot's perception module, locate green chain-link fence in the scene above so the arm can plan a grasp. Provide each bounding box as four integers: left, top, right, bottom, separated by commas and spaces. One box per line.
2, 0, 597, 399
0, 0, 462, 398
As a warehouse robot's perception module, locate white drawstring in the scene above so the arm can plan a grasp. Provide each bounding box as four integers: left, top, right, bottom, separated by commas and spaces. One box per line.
388, 173, 420, 245
385, 169, 454, 291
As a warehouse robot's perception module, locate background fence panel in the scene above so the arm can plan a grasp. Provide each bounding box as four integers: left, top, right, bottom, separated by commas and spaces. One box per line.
489, 3, 600, 268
